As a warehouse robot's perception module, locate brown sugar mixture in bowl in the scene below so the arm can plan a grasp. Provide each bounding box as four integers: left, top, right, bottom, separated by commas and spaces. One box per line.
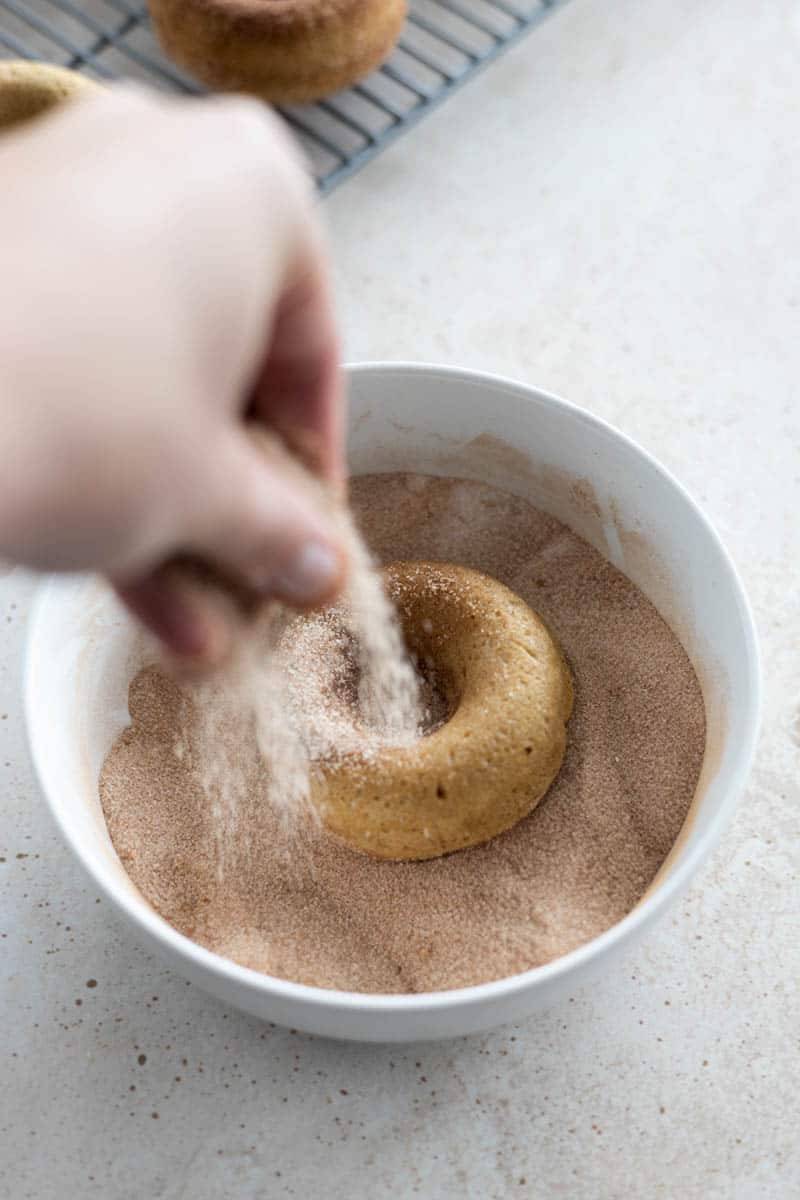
99, 474, 706, 993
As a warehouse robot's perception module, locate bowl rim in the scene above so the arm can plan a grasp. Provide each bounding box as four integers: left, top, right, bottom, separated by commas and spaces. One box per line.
24, 361, 762, 1016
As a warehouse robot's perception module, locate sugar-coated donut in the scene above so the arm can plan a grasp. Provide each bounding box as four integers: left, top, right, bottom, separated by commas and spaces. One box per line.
312, 562, 574, 861
0, 62, 100, 134
148, 0, 407, 104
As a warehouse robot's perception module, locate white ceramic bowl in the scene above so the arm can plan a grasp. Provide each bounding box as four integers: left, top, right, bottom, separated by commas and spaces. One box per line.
24, 364, 761, 1042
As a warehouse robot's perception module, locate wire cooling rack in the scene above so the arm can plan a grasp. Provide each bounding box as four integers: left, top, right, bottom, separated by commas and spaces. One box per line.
0, 0, 567, 193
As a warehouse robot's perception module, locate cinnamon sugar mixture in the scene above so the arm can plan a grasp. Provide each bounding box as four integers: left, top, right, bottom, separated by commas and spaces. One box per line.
187, 503, 424, 879
99, 474, 706, 993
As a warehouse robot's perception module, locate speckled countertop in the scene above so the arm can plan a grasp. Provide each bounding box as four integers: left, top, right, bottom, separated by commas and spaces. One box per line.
1, 0, 798, 1196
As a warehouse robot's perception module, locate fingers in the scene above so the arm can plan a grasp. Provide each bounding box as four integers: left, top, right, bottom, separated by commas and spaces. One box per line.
19, 86, 325, 413
0, 83, 346, 627
145, 92, 345, 488
250, 241, 345, 488
116, 424, 348, 663
152, 93, 345, 485
114, 572, 234, 667
178, 425, 347, 609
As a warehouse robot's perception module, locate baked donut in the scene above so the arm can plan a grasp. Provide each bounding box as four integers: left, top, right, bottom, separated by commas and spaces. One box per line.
147, 0, 407, 104
311, 562, 574, 860
0, 62, 99, 134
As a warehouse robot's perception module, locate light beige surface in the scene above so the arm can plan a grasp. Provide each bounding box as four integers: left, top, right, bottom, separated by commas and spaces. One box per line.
1, 0, 798, 1196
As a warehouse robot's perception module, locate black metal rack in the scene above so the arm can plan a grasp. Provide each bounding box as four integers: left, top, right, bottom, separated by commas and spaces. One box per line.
0, 0, 567, 193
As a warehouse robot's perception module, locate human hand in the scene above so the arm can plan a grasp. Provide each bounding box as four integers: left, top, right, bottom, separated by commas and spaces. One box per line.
0, 86, 345, 662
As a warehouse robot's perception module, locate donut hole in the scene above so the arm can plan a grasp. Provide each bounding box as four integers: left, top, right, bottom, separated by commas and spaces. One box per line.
395, 601, 462, 739
413, 656, 456, 736
280, 584, 459, 758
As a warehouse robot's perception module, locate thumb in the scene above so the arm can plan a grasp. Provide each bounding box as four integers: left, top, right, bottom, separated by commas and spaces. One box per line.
114, 427, 346, 665
185, 425, 347, 608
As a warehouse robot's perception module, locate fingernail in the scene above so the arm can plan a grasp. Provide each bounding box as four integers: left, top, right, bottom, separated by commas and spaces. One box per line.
274, 540, 340, 604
